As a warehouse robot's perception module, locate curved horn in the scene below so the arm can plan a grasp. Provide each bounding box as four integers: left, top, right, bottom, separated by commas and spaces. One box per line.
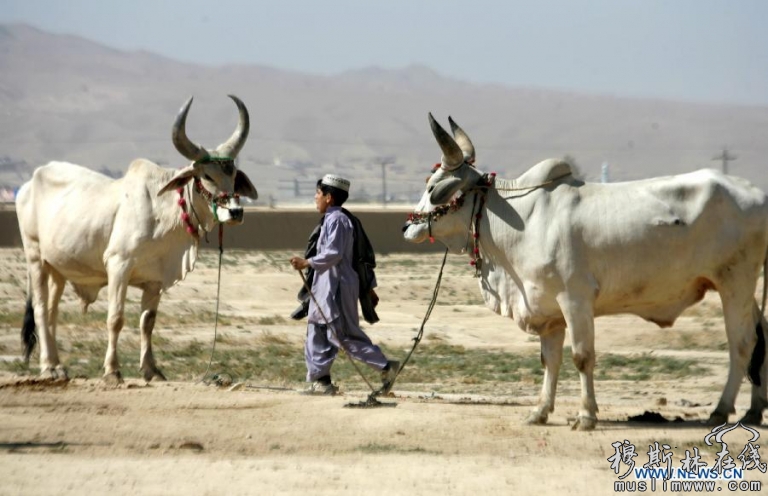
172, 96, 209, 162
215, 94, 250, 159
448, 116, 476, 164
429, 113, 464, 171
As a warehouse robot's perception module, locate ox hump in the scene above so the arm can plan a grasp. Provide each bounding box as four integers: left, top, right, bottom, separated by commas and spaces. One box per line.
516, 159, 573, 187
126, 159, 165, 178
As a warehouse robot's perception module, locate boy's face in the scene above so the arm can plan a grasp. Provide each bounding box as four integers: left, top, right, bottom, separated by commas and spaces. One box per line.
315, 188, 333, 213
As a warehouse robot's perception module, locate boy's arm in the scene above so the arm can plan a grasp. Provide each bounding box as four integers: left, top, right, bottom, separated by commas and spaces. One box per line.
308, 218, 345, 270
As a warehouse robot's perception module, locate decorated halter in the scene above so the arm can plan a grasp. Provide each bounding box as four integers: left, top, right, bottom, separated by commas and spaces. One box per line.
176, 156, 241, 237
195, 177, 240, 219
406, 163, 495, 276
409, 162, 572, 276
405, 196, 467, 234
467, 172, 497, 276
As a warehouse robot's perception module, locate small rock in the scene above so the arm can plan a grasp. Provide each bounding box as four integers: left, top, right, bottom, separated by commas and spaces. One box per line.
178, 441, 204, 451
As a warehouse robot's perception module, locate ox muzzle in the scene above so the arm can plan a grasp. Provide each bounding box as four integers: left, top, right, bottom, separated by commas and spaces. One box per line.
194, 178, 244, 224
215, 199, 244, 225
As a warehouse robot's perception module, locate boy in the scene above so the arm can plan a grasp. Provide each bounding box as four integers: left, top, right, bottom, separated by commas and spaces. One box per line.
289, 174, 399, 395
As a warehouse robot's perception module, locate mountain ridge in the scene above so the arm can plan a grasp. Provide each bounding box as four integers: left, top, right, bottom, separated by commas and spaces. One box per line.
1, 22, 765, 203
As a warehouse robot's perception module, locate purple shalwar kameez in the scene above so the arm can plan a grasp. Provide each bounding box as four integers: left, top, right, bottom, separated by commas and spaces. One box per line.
305, 206, 388, 381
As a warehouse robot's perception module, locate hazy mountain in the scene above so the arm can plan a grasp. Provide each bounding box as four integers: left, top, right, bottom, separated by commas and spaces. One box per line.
1, 23, 766, 203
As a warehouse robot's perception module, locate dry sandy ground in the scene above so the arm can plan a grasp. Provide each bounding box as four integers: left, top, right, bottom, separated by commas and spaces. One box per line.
0, 247, 767, 495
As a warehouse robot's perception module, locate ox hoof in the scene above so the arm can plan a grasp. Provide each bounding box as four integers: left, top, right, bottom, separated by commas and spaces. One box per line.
571, 416, 597, 431
55, 366, 69, 380
142, 368, 167, 382
739, 410, 764, 427
705, 412, 730, 426
524, 411, 549, 425
40, 367, 69, 381
102, 371, 124, 387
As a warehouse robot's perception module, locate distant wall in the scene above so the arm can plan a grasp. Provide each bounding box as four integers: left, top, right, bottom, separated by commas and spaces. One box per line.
0, 207, 444, 254
0, 207, 22, 248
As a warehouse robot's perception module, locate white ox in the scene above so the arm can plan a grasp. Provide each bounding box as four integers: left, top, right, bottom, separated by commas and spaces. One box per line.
17, 95, 258, 384
403, 114, 768, 430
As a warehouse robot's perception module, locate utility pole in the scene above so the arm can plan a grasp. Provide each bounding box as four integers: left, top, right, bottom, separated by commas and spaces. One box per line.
713, 147, 737, 175
378, 156, 395, 208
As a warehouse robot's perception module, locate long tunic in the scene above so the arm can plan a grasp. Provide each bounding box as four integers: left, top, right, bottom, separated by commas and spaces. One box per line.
307, 207, 360, 325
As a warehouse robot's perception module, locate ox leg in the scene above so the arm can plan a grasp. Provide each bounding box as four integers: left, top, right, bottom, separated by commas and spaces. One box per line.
103, 260, 130, 386
708, 288, 758, 425
558, 295, 598, 431
742, 310, 767, 426
139, 283, 166, 382
28, 260, 60, 379
47, 269, 68, 379
526, 328, 565, 425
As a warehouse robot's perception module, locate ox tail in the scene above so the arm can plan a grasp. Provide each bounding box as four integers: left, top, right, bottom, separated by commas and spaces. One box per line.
748, 321, 766, 385
747, 247, 768, 385
21, 274, 37, 364
762, 246, 768, 317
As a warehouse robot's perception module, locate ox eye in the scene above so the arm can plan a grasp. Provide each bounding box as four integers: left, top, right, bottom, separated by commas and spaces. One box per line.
427, 185, 434, 193
204, 174, 213, 182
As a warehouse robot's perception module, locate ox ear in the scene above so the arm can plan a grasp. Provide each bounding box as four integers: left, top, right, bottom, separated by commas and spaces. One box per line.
429, 177, 463, 205
235, 170, 258, 200
157, 164, 198, 196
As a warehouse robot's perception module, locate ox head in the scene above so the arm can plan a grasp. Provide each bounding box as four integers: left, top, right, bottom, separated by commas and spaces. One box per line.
157, 95, 258, 224
402, 114, 486, 253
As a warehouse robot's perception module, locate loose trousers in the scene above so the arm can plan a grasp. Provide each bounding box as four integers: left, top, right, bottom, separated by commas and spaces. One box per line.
305, 314, 388, 382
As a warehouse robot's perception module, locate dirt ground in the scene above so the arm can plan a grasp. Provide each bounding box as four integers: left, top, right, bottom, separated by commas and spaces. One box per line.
0, 247, 767, 495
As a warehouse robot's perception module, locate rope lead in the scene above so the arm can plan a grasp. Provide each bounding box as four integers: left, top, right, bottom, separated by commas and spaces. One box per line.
198, 224, 225, 385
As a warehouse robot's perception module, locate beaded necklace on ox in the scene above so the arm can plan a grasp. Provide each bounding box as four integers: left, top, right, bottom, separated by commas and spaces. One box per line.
176, 178, 240, 238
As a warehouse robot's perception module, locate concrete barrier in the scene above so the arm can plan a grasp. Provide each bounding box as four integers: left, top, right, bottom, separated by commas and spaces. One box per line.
0, 206, 445, 254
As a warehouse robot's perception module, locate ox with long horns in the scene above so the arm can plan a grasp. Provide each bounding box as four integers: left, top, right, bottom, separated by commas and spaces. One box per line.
16, 95, 258, 384
404, 114, 768, 430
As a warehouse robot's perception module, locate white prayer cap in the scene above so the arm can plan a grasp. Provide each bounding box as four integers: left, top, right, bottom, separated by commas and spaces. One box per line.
321, 174, 350, 192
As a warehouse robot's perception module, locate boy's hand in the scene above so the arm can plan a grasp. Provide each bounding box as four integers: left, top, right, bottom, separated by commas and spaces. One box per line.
290, 257, 310, 270
370, 289, 379, 308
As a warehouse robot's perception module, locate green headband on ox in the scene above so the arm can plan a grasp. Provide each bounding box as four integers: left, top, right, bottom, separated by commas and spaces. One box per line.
197, 156, 234, 163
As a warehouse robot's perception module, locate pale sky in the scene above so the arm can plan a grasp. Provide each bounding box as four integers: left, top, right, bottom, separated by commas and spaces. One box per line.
1, 0, 767, 106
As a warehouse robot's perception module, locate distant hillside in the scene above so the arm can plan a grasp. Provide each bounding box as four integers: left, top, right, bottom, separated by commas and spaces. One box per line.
0, 23, 766, 204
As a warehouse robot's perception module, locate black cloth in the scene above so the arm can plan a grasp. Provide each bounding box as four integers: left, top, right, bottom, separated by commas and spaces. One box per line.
290, 208, 380, 324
